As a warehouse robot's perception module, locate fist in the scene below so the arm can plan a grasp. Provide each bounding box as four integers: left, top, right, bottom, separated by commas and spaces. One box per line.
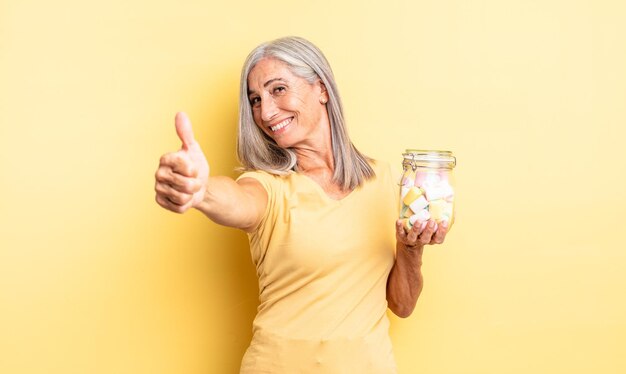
155, 112, 210, 213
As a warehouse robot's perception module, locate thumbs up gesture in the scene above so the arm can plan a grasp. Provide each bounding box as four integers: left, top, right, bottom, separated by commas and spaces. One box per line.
155, 112, 210, 213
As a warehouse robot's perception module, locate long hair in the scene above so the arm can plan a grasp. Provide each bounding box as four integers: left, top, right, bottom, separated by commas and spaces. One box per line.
237, 36, 375, 190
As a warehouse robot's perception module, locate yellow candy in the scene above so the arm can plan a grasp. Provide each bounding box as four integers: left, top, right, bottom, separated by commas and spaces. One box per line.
403, 205, 414, 218
443, 202, 453, 218
402, 187, 423, 206
401, 218, 413, 231
428, 199, 447, 221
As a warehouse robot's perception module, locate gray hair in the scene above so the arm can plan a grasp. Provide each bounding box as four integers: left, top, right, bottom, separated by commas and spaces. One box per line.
236, 36, 375, 190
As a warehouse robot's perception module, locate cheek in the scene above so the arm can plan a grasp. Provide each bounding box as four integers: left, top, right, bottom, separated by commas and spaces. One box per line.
306, 101, 324, 122
252, 111, 271, 136
252, 109, 262, 126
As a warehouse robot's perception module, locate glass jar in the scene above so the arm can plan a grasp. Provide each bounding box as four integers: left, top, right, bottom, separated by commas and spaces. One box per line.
399, 149, 457, 231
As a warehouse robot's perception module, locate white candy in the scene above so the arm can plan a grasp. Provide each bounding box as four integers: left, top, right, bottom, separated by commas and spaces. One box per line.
414, 172, 427, 187
409, 195, 429, 213
438, 171, 450, 182
408, 215, 428, 231
412, 209, 431, 222
422, 180, 454, 201
424, 172, 441, 184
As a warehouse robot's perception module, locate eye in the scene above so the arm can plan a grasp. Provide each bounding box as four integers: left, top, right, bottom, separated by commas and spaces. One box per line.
249, 96, 261, 107
273, 86, 286, 95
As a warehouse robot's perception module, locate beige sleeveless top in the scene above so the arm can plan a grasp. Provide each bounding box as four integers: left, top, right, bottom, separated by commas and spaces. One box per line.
237, 161, 398, 373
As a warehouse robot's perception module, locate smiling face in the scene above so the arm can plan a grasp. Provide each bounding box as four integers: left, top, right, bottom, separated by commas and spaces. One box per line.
247, 58, 329, 149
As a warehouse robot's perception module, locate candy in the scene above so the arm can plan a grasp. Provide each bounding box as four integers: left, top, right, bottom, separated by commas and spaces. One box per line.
402, 187, 424, 206
402, 205, 414, 218
414, 171, 427, 187
412, 209, 431, 222
443, 202, 453, 218
438, 171, 450, 182
428, 199, 452, 222
400, 151, 456, 232
401, 186, 410, 200
422, 180, 454, 201
428, 199, 445, 221
409, 195, 429, 213
401, 218, 413, 231
399, 169, 455, 231
424, 172, 441, 184
404, 215, 428, 232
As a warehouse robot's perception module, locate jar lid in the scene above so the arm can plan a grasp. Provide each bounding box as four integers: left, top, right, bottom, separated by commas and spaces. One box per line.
403, 149, 456, 168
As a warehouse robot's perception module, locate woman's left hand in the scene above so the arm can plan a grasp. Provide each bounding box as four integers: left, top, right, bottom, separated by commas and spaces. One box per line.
395, 219, 449, 249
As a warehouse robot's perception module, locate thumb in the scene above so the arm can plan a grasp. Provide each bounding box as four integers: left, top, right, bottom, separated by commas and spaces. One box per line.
175, 112, 196, 150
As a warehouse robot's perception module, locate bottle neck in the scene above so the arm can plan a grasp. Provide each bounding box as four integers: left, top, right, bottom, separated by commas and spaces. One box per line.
403, 149, 456, 170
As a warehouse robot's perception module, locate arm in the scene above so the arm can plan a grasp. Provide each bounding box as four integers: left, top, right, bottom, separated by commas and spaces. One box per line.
195, 176, 266, 232
386, 220, 448, 318
154, 112, 266, 232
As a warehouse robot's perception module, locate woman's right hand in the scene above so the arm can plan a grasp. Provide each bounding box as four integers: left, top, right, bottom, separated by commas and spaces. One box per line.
155, 112, 210, 214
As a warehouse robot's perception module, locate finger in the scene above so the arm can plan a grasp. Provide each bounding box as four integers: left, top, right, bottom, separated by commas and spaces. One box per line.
419, 220, 437, 244
155, 193, 193, 214
409, 221, 427, 236
396, 220, 407, 240
155, 182, 193, 206
155, 167, 201, 193
406, 222, 421, 243
160, 152, 198, 178
175, 112, 197, 150
431, 220, 449, 244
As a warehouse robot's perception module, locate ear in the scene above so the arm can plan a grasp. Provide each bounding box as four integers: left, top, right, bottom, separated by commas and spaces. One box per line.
317, 80, 329, 103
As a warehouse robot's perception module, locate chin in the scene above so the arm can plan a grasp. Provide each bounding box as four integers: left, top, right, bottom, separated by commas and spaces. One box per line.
274, 140, 294, 149
271, 134, 296, 149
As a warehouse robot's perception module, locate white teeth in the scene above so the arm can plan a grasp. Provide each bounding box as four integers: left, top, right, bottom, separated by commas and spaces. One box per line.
270, 118, 292, 132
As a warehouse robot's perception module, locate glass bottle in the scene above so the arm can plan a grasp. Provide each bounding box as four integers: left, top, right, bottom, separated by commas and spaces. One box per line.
399, 150, 457, 231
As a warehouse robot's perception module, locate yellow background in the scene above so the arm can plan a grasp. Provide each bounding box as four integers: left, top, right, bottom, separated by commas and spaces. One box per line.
2, 0, 625, 373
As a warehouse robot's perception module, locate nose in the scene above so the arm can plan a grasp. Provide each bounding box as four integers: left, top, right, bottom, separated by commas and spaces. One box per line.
260, 96, 279, 122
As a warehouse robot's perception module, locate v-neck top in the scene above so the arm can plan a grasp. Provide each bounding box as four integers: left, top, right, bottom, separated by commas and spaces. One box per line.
237, 160, 399, 373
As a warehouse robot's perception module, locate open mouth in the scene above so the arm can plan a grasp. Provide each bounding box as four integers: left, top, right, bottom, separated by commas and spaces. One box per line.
269, 117, 293, 132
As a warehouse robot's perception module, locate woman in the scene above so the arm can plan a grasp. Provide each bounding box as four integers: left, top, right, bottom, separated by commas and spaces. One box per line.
155, 36, 448, 373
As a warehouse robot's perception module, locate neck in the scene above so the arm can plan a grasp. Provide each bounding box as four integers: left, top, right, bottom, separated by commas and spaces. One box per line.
293, 128, 334, 176
295, 147, 334, 175
292, 112, 336, 175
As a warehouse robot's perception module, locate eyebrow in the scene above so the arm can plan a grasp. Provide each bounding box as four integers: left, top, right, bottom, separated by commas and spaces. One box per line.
248, 77, 287, 95
264, 77, 286, 87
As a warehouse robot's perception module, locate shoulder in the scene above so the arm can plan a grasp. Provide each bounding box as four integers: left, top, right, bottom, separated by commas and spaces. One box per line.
368, 159, 398, 182
369, 159, 390, 172
364, 160, 401, 202
237, 169, 292, 195
237, 169, 276, 183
